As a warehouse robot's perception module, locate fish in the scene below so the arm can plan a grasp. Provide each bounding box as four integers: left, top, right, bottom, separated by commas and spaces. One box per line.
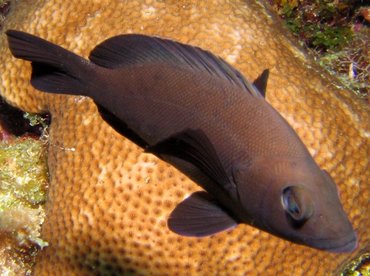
6, 29, 357, 253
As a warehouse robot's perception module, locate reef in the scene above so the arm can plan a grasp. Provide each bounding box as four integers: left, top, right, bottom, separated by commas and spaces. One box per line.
270, 0, 370, 100
0, 0, 368, 274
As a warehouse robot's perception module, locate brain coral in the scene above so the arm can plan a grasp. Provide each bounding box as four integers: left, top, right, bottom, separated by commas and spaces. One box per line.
0, 0, 369, 275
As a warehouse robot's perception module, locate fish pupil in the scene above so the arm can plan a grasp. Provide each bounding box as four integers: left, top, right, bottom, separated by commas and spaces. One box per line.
288, 199, 300, 216
282, 186, 305, 222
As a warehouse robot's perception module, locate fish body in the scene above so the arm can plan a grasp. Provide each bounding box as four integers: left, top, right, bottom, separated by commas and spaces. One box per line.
6, 30, 357, 252
93, 62, 300, 159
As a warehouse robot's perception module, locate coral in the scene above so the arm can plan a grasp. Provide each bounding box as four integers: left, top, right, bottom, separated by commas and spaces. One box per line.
0, 0, 368, 274
0, 0, 10, 29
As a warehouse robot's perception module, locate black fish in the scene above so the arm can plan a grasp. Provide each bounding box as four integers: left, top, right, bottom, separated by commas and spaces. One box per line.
6, 30, 357, 252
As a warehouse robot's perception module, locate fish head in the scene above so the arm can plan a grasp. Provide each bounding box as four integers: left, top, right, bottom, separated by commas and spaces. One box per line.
233, 157, 357, 252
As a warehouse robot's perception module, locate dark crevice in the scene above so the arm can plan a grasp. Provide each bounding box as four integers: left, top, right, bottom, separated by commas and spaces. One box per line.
0, 96, 50, 137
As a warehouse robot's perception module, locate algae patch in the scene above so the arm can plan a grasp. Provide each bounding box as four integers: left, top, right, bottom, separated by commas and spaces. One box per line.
341, 252, 370, 276
0, 137, 48, 274
270, 0, 369, 100
0, 139, 47, 208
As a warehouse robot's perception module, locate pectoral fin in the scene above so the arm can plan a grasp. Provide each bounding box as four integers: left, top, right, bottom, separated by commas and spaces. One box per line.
146, 129, 236, 196
168, 192, 238, 237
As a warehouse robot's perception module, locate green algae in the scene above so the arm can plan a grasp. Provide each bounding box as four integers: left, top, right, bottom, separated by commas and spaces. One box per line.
23, 112, 49, 131
341, 252, 370, 276
0, 135, 49, 276
283, 2, 353, 50
270, 0, 369, 100
0, 138, 48, 211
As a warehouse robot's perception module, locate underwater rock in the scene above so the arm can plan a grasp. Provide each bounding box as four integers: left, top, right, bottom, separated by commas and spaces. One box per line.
0, 0, 368, 274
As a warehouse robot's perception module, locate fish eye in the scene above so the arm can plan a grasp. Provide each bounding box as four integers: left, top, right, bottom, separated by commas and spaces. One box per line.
282, 187, 302, 219
281, 186, 313, 228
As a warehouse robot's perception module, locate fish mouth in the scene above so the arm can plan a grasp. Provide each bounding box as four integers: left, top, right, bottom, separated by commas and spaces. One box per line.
307, 232, 357, 253
261, 221, 357, 252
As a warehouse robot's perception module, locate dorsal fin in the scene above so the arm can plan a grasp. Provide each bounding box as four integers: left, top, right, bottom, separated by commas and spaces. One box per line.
89, 34, 259, 96
252, 69, 269, 97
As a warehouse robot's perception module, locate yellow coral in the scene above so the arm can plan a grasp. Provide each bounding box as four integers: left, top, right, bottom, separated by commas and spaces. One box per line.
0, 0, 368, 274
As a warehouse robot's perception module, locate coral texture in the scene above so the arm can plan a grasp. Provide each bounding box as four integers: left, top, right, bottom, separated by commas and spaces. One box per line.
0, 0, 368, 274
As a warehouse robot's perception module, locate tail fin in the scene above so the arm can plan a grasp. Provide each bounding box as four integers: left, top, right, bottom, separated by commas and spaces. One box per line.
6, 30, 92, 95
